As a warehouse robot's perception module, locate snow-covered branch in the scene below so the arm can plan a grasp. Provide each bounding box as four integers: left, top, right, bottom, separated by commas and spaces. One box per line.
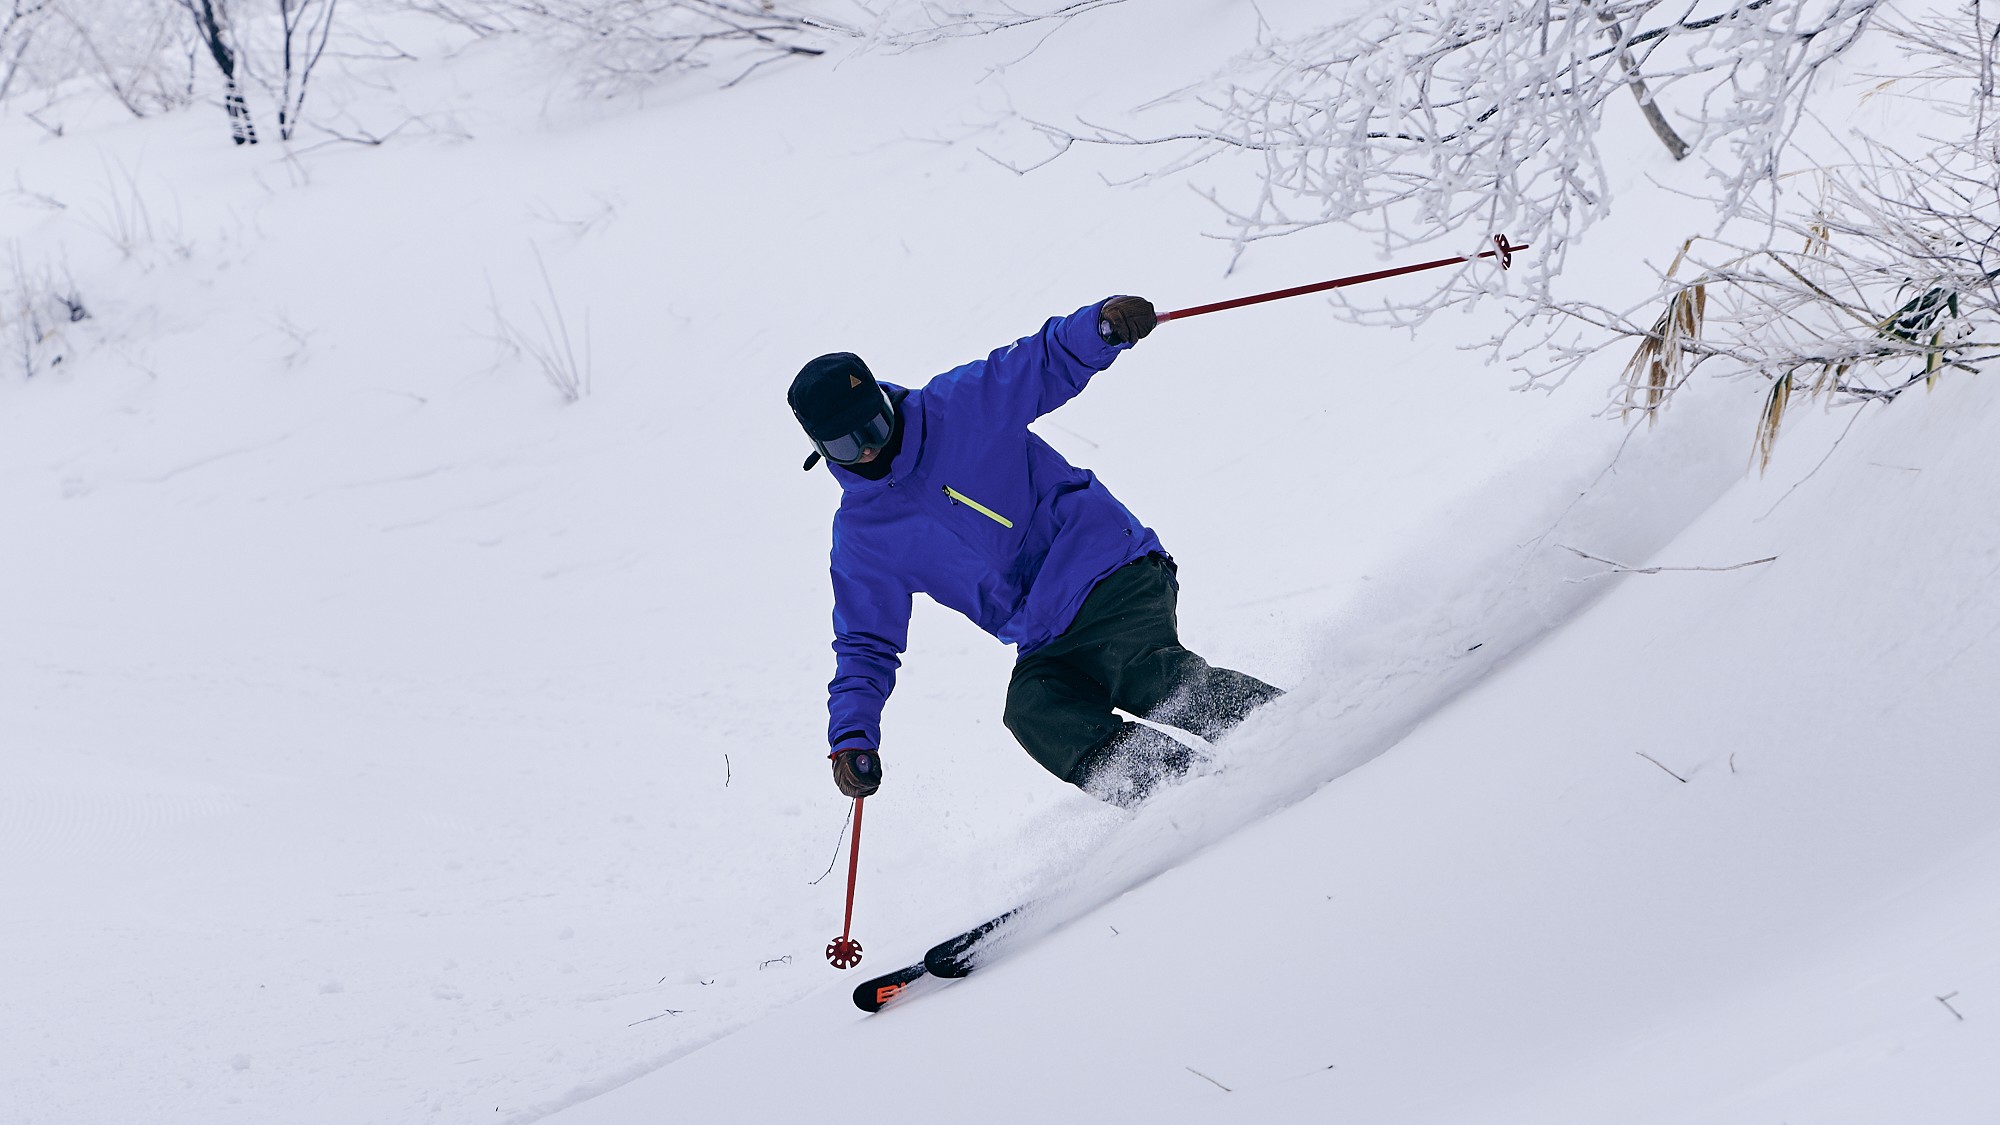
851, 0, 1126, 47
396, 0, 848, 93
1029, 0, 1880, 315
1529, 5, 2000, 466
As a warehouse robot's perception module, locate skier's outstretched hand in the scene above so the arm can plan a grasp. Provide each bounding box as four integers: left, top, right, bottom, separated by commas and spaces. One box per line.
1098, 296, 1156, 346
831, 746, 883, 798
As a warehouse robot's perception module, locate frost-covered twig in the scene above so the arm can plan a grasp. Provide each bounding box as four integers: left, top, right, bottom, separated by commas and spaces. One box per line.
1559, 544, 1777, 575
1636, 751, 1689, 783
1185, 1067, 1232, 1093
808, 807, 852, 885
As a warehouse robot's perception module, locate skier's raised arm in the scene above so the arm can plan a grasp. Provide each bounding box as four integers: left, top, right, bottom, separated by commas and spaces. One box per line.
920, 297, 1156, 430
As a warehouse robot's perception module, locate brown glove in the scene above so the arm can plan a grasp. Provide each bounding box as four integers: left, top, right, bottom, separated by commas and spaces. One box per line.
830, 746, 882, 798
1097, 296, 1157, 346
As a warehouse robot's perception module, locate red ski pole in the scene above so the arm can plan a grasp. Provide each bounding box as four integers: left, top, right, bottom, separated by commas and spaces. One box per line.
1155, 234, 1526, 325
825, 797, 866, 969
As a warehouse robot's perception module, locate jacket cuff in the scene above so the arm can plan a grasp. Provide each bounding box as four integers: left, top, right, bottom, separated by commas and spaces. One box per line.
830, 732, 874, 756
1070, 299, 1127, 365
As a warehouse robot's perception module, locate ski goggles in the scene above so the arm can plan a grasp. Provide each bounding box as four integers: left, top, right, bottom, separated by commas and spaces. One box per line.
806, 390, 897, 465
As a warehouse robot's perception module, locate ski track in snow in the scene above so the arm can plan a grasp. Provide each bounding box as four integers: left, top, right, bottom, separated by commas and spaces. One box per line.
928, 385, 1759, 978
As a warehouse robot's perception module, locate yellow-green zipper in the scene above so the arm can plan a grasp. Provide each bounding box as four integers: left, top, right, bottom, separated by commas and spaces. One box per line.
942, 485, 1014, 528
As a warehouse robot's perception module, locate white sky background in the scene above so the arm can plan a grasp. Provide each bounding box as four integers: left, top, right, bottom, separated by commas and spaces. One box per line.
3, 1, 1997, 1122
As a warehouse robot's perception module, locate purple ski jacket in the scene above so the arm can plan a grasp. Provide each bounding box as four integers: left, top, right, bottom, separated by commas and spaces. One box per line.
823, 299, 1165, 751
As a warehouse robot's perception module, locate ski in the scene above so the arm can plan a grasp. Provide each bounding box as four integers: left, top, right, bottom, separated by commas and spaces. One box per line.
923, 907, 1019, 978
852, 961, 928, 1013
850, 906, 1025, 1012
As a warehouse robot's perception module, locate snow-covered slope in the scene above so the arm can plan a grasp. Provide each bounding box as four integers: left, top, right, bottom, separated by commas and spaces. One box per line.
4, 3, 1995, 1124
554, 364, 2000, 1125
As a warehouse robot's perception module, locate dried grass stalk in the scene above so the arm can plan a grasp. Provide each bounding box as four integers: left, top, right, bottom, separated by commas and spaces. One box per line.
1754, 371, 1793, 473
1619, 279, 1707, 420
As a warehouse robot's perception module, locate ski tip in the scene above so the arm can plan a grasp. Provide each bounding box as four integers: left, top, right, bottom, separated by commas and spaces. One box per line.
852, 964, 928, 1013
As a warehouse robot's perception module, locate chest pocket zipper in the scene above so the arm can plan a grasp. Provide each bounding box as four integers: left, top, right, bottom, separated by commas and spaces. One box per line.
943, 485, 1014, 529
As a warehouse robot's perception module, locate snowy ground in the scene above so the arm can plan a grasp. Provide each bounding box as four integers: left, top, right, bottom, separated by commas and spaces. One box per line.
4, 2, 1997, 1123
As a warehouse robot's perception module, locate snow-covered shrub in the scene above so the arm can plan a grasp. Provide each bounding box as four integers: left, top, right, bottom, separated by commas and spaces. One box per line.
398, 0, 850, 92
1, 0, 347, 145
0, 0, 196, 118
1562, 6, 2000, 466
1027, 0, 1881, 315
2, 244, 88, 379
850, 0, 1126, 46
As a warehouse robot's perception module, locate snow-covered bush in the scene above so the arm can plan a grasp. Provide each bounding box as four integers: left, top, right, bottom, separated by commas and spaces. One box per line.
1027, 0, 1881, 315
849, 0, 1126, 46
398, 0, 850, 92
2, 244, 88, 379
1, 0, 344, 145
1552, 6, 2000, 466
0, 0, 196, 119
1010, 0, 1992, 469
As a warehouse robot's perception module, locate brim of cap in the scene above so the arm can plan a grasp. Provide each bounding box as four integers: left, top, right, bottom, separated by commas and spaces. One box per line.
803, 391, 890, 440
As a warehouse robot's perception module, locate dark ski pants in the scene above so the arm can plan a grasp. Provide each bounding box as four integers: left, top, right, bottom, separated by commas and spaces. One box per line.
1004, 554, 1281, 803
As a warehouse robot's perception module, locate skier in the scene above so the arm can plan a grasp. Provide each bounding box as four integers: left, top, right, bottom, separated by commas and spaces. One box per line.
790, 296, 1281, 808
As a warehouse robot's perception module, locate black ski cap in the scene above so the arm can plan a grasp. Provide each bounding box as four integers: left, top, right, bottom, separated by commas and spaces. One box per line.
789, 352, 885, 440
